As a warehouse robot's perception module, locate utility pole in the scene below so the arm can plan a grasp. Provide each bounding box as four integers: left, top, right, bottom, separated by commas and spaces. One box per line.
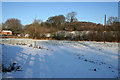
104, 14, 106, 43
105, 14, 106, 26
34, 16, 37, 48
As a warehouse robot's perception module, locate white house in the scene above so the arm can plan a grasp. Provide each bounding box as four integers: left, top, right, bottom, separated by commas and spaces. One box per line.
45, 33, 51, 38
25, 34, 30, 38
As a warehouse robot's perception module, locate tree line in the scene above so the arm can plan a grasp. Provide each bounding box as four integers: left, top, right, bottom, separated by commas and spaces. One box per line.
1, 12, 120, 42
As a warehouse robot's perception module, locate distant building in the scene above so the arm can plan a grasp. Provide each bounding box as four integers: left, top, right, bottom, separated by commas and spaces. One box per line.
45, 33, 51, 38
2, 30, 12, 35
17, 34, 21, 37
25, 34, 30, 38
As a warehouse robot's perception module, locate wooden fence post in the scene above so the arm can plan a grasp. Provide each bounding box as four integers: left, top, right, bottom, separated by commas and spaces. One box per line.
10, 39, 12, 44
34, 40, 36, 48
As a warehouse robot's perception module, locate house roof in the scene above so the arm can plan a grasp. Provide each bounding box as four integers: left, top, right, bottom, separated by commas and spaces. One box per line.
2, 30, 12, 33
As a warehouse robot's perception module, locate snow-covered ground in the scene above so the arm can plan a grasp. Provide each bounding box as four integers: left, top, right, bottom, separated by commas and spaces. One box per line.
2, 40, 119, 78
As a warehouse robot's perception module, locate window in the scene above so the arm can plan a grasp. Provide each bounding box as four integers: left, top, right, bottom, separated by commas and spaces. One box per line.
7, 32, 9, 35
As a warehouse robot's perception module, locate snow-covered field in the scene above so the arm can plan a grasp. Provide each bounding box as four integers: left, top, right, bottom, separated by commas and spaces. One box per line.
2, 40, 119, 78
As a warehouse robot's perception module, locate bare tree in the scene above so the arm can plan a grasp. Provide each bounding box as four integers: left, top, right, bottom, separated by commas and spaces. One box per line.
4, 18, 23, 35
107, 17, 118, 25
66, 12, 78, 22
